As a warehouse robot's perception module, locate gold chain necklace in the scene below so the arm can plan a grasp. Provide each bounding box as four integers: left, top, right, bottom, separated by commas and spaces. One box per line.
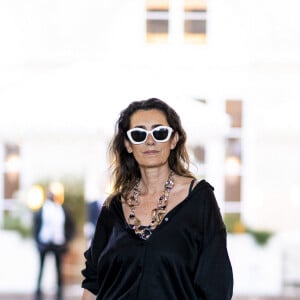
126, 171, 175, 240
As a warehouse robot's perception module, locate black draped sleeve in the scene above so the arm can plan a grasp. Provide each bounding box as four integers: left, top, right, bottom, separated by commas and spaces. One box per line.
194, 184, 233, 299
81, 205, 113, 295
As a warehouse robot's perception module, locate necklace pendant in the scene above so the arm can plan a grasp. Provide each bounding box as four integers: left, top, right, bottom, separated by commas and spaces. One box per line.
140, 227, 152, 240
127, 170, 175, 240
165, 178, 174, 189
158, 204, 167, 210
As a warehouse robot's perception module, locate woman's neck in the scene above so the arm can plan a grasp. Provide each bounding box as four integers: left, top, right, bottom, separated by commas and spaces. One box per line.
139, 168, 173, 195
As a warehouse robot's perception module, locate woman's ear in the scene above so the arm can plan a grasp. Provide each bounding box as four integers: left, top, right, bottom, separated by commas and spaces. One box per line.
170, 132, 179, 150
124, 139, 133, 153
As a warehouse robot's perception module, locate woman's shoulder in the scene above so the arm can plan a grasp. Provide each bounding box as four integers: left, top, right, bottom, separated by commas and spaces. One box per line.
102, 193, 120, 209
100, 193, 123, 220
187, 178, 214, 194
188, 179, 217, 207
173, 177, 214, 207
174, 176, 214, 196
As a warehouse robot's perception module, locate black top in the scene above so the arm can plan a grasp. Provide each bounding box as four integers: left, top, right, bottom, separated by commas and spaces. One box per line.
81, 180, 233, 300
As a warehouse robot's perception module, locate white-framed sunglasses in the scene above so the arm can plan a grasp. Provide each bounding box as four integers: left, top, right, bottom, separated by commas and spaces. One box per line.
127, 126, 174, 144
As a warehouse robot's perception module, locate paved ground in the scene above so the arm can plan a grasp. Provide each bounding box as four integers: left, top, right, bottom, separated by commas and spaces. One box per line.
1, 288, 300, 300
0, 284, 82, 300
234, 297, 300, 300
1, 295, 300, 300
0, 296, 299, 300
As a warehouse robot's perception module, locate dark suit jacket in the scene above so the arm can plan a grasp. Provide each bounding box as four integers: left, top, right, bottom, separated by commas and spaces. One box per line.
33, 204, 75, 253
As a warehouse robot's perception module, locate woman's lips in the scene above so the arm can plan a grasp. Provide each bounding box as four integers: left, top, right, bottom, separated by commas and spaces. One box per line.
143, 150, 159, 155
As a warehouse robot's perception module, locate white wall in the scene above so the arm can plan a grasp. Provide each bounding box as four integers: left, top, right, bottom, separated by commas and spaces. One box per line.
1, 0, 300, 232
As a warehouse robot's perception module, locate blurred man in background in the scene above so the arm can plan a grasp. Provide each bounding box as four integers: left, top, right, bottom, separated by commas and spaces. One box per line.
33, 190, 75, 300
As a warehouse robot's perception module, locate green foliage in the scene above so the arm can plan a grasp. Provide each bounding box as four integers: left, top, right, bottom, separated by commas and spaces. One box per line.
3, 212, 32, 238
224, 213, 245, 233
246, 228, 273, 246
224, 213, 274, 246
62, 178, 86, 236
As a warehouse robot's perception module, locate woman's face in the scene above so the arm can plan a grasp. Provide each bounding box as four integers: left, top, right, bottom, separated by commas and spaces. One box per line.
124, 109, 178, 169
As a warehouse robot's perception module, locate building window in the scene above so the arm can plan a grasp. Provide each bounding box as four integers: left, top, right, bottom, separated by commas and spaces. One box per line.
193, 145, 205, 163
226, 138, 242, 161
146, 0, 169, 43
224, 100, 243, 207
225, 175, 241, 202
4, 144, 20, 199
184, 0, 207, 44
226, 100, 243, 128
224, 141, 241, 202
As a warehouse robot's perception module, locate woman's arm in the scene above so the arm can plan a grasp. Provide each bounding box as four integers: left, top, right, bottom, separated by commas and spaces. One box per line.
81, 203, 114, 297
194, 183, 233, 299
82, 288, 96, 300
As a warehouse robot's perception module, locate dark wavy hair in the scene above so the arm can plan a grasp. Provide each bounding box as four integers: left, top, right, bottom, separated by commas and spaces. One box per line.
105, 98, 195, 207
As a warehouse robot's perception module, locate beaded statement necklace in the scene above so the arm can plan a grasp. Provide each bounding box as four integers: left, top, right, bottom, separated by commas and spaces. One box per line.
126, 171, 175, 240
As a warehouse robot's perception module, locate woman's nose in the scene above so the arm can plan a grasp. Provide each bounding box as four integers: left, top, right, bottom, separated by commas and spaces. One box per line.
145, 133, 155, 145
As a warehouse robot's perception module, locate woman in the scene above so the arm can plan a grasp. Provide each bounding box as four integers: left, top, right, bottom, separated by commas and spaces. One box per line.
81, 98, 233, 299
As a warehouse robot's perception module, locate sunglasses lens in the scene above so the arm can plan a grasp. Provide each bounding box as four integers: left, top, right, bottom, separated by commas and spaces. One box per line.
127, 126, 173, 144
130, 130, 147, 143
153, 127, 170, 141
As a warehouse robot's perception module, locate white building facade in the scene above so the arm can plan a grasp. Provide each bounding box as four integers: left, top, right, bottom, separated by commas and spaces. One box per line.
1, 0, 300, 271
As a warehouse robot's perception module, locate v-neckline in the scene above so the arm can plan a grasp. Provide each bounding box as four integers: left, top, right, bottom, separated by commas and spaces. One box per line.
117, 179, 204, 240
